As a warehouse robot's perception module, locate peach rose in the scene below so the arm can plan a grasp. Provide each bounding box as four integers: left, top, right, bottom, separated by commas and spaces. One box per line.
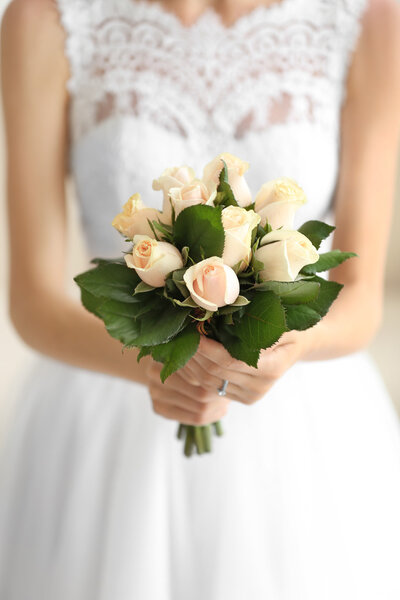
183, 257, 240, 312
112, 194, 162, 240
254, 230, 319, 282
169, 180, 216, 218
152, 166, 196, 221
125, 235, 183, 287
254, 178, 307, 229
203, 152, 252, 207
222, 206, 261, 271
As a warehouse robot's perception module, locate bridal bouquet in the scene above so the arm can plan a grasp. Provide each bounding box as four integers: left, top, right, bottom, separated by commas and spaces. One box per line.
75, 153, 355, 457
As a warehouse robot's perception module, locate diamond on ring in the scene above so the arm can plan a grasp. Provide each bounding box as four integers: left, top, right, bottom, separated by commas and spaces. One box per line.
218, 379, 229, 397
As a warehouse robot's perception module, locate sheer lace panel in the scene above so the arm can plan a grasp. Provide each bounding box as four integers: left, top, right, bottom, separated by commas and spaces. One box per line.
56, 0, 368, 144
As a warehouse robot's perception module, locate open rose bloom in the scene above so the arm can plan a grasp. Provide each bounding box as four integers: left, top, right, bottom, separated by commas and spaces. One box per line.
75, 153, 355, 457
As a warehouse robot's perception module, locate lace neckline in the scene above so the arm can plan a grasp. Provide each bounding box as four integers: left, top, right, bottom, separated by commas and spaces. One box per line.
131, 0, 297, 31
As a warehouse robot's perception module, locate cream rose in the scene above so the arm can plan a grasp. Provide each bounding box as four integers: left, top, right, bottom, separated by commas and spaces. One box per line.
112, 194, 162, 240
203, 152, 252, 207
169, 180, 216, 218
254, 178, 307, 230
125, 235, 184, 287
221, 206, 261, 271
254, 230, 319, 282
183, 257, 240, 312
152, 166, 196, 221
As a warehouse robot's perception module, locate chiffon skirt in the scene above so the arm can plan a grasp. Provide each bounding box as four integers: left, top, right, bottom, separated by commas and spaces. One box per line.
1, 351, 400, 600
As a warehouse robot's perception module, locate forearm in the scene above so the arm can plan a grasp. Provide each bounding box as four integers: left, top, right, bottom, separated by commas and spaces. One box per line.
10, 290, 151, 385
300, 281, 382, 361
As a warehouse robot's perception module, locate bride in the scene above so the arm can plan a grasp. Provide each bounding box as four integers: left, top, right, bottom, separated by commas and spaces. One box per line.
1, 0, 400, 598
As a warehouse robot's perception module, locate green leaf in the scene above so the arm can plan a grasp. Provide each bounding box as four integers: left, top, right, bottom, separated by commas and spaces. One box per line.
252, 280, 320, 305
151, 219, 174, 242
297, 220, 336, 250
137, 347, 153, 362
133, 301, 191, 346
172, 297, 198, 308
74, 263, 140, 304
233, 291, 287, 350
173, 204, 225, 262
214, 161, 239, 207
231, 295, 251, 307
306, 276, 343, 318
80, 288, 105, 317
284, 305, 321, 331
90, 257, 126, 267
96, 300, 141, 346
150, 324, 201, 382
135, 281, 156, 294
301, 250, 357, 274
216, 326, 261, 368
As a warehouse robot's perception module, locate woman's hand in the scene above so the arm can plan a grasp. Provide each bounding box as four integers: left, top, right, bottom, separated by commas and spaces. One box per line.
179, 333, 308, 405
146, 360, 230, 425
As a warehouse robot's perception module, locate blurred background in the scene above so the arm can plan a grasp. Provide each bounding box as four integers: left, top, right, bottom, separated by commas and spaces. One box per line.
0, 0, 399, 442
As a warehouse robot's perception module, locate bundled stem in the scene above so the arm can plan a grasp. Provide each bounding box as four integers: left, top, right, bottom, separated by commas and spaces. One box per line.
176, 422, 224, 457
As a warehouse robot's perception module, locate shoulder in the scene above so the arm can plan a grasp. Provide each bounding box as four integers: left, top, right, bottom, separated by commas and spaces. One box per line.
361, 0, 400, 62
1, 0, 68, 89
2, 0, 60, 33
346, 0, 400, 119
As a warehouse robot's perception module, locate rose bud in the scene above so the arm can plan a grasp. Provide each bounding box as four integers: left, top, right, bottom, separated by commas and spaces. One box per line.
203, 152, 252, 207
112, 194, 162, 240
254, 178, 307, 230
222, 206, 260, 271
152, 166, 196, 222
169, 180, 216, 218
183, 257, 240, 312
254, 230, 319, 282
125, 235, 183, 287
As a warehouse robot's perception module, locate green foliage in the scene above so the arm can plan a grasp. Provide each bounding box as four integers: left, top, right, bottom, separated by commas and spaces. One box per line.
282, 275, 343, 330
80, 288, 105, 318
284, 305, 321, 330
130, 300, 191, 346
233, 291, 287, 350
96, 300, 141, 346
149, 324, 201, 381
173, 205, 225, 262
74, 262, 140, 304
306, 276, 343, 317
252, 280, 320, 305
301, 250, 357, 274
216, 325, 261, 367
297, 220, 335, 250
213, 161, 239, 207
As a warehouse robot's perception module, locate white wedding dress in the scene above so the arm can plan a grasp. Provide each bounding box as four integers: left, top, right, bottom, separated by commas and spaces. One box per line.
1, 1, 400, 598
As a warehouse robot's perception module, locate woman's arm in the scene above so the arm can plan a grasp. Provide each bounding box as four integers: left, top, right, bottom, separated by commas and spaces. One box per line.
179, 0, 400, 403
2, 0, 228, 426
303, 0, 400, 360
2, 0, 155, 385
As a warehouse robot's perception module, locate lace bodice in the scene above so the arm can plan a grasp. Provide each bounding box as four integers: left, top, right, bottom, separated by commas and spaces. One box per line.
56, 0, 367, 257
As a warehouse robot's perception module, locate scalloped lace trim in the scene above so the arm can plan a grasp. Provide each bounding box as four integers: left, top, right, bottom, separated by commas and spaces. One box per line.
56, 0, 368, 144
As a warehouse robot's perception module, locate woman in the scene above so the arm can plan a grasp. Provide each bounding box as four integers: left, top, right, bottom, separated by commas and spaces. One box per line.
1, 0, 400, 598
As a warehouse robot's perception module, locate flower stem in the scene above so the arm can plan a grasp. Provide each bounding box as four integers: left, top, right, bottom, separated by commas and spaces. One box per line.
184, 426, 195, 457
177, 424, 185, 440
214, 421, 223, 437
202, 425, 212, 452
194, 426, 206, 454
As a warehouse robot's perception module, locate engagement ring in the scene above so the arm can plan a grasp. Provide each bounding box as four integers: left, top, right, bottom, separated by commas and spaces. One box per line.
217, 379, 229, 397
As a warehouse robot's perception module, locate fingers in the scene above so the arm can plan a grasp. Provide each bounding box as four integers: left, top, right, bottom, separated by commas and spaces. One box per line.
196, 336, 256, 375
151, 390, 229, 426
147, 359, 230, 425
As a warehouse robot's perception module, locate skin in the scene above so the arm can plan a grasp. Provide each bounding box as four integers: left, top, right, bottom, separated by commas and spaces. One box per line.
2, 0, 400, 425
